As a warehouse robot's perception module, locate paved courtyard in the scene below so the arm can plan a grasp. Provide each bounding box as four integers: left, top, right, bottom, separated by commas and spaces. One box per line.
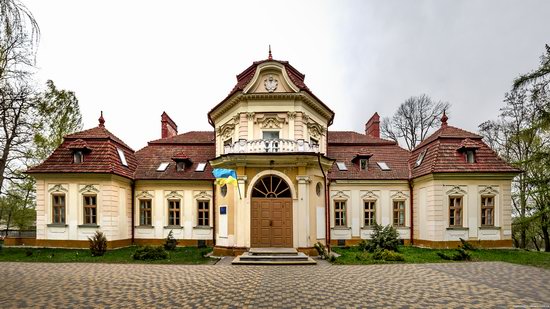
0, 261, 548, 308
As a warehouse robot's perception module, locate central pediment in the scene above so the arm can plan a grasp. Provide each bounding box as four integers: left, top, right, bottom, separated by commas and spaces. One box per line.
243, 62, 300, 94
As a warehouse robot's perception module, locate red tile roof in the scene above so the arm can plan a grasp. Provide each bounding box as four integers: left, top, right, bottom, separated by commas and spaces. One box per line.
410, 125, 520, 178
148, 131, 215, 145
327, 131, 410, 180
27, 126, 137, 179
328, 131, 397, 145
134, 144, 215, 180
208, 58, 334, 124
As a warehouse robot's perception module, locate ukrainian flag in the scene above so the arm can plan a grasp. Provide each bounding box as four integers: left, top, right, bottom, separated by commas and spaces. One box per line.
212, 168, 238, 187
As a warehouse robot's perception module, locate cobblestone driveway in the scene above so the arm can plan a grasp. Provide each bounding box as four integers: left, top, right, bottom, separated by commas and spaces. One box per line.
0, 261, 548, 308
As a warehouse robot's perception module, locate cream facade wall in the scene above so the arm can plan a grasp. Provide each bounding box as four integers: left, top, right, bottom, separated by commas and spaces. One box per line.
329, 181, 411, 241
134, 181, 213, 241
214, 165, 327, 249
412, 175, 513, 243
34, 174, 132, 242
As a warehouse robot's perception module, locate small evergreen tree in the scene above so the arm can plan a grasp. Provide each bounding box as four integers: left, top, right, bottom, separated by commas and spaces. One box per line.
164, 230, 178, 251
88, 231, 107, 256
363, 222, 400, 252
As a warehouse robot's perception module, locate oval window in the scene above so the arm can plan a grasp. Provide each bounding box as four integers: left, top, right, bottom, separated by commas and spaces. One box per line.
220, 184, 228, 197
316, 182, 322, 197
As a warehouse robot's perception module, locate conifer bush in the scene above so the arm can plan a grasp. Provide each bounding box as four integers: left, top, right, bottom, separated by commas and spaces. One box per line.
88, 231, 108, 257
164, 230, 178, 251
132, 246, 168, 261
362, 223, 400, 252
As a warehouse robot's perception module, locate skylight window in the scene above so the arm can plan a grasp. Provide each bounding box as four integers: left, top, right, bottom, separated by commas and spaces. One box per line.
157, 162, 170, 172
196, 162, 207, 172
377, 162, 391, 171
117, 148, 128, 166
415, 149, 427, 167
336, 162, 348, 171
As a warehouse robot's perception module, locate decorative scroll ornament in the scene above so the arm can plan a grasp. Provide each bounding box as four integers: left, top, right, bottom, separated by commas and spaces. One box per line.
217, 122, 235, 140
332, 190, 350, 200
446, 185, 467, 196
307, 121, 325, 139
264, 74, 278, 92
479, 185, 499, 196
165, 191, 183, 199
391, 191, 408, 200
49, 184, 68, 193
361, 190, 379, 200
255, 113, 287, 129
136, 191, 154, 199
79, 184, 99, 194
194, 191, 212, 200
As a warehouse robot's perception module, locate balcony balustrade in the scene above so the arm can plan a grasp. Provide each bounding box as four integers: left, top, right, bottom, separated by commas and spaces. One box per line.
224, 139, 319, 154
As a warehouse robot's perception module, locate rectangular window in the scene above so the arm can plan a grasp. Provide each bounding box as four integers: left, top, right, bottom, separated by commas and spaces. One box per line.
466, 150, 475, 163
360, 159, 368, 170
263, 131, 279, 140
139, 199, 152, 226
168, 200, 181, 226
481, 196, 494, 226
393, 200, 405, 226
449, 196, 463, 227
52, 194, 66, 224
197, 201, 210, 226
334, 201, 346, 226
73, 151, 83, 164
364, 200, 375, 226
83, 195, 97, 225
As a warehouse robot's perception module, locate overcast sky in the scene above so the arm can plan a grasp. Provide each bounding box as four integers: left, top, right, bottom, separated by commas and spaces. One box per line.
25, 0, 550, 150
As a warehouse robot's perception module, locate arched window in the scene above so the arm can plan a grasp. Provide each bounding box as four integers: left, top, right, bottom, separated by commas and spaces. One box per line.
251, 175, 291, 198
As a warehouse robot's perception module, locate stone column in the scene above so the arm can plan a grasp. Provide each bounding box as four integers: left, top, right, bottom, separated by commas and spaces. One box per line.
288, 112, 296, 140
246, 112, 255, 140
296, 176, 311, 248
235, 175, 248, 247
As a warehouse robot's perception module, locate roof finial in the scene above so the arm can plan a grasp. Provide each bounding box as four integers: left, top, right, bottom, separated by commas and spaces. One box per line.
441, 109, 448, 128
98, 111, 105, 127
268, 44, 272, 60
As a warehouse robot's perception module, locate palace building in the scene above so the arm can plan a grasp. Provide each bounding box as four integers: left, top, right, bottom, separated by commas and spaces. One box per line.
26, 53, 520, 255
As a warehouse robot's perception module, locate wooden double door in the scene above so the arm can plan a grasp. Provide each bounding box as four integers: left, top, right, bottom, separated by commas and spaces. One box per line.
251, 198, 293, 247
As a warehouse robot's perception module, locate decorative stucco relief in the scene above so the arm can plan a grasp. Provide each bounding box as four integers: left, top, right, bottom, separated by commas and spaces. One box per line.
479, 185, 499, 195
254, 113, 287, 129
79, 184, 99, 194
48, 184, 68, 193
445, 185, 467, 196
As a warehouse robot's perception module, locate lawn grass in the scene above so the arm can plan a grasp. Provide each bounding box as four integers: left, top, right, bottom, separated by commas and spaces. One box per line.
0, 246, 214, 264
332, 245, 550, 269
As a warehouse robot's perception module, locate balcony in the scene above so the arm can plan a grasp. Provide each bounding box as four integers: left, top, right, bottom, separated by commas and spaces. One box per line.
224, 139, 320, 154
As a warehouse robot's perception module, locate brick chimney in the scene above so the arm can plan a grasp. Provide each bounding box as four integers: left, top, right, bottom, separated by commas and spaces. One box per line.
161, 112, 178, 139
365, 112, 380, 138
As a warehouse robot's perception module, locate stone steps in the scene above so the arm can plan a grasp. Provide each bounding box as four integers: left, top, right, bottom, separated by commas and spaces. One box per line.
232, 248, 317, 265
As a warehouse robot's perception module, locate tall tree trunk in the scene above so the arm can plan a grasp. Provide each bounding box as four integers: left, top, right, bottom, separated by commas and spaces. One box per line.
519, 176, 528, 248
541, 213, 550, 252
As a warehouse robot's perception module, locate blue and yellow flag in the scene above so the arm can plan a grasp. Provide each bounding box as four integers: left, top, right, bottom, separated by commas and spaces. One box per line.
212, 168, 238, 187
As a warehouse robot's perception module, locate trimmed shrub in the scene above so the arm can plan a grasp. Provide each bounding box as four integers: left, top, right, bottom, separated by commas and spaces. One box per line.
372, 249, 405, 261
437, 248, 471, 261
363, 223, 400, 252
88, 231, 107, 257
164, 230, 178, 251
459, 238, 477, 251
132, 246, 168, 261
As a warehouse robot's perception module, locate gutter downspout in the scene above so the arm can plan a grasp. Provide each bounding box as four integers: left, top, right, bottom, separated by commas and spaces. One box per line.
318, 154, 331, 252
408, 179, 414, 245
131, 180, 135, 245
212, 181, 216, 247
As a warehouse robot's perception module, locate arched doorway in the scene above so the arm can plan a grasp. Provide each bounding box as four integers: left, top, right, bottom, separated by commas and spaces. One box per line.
250, 175, 293, 247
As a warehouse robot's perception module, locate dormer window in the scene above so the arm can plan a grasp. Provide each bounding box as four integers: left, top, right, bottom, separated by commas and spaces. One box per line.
457, 138, 479, 164
415, 149, 427, 167
377, 162, 391, 171
172, 152, 193, 172
336, 162, 348, 171
73, 151, 83, 164
117, 148, 128, 167
466, 150, 475, 163
352, 153, 373, 171
157, 162, 169, 172
360, 159, 368, 171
